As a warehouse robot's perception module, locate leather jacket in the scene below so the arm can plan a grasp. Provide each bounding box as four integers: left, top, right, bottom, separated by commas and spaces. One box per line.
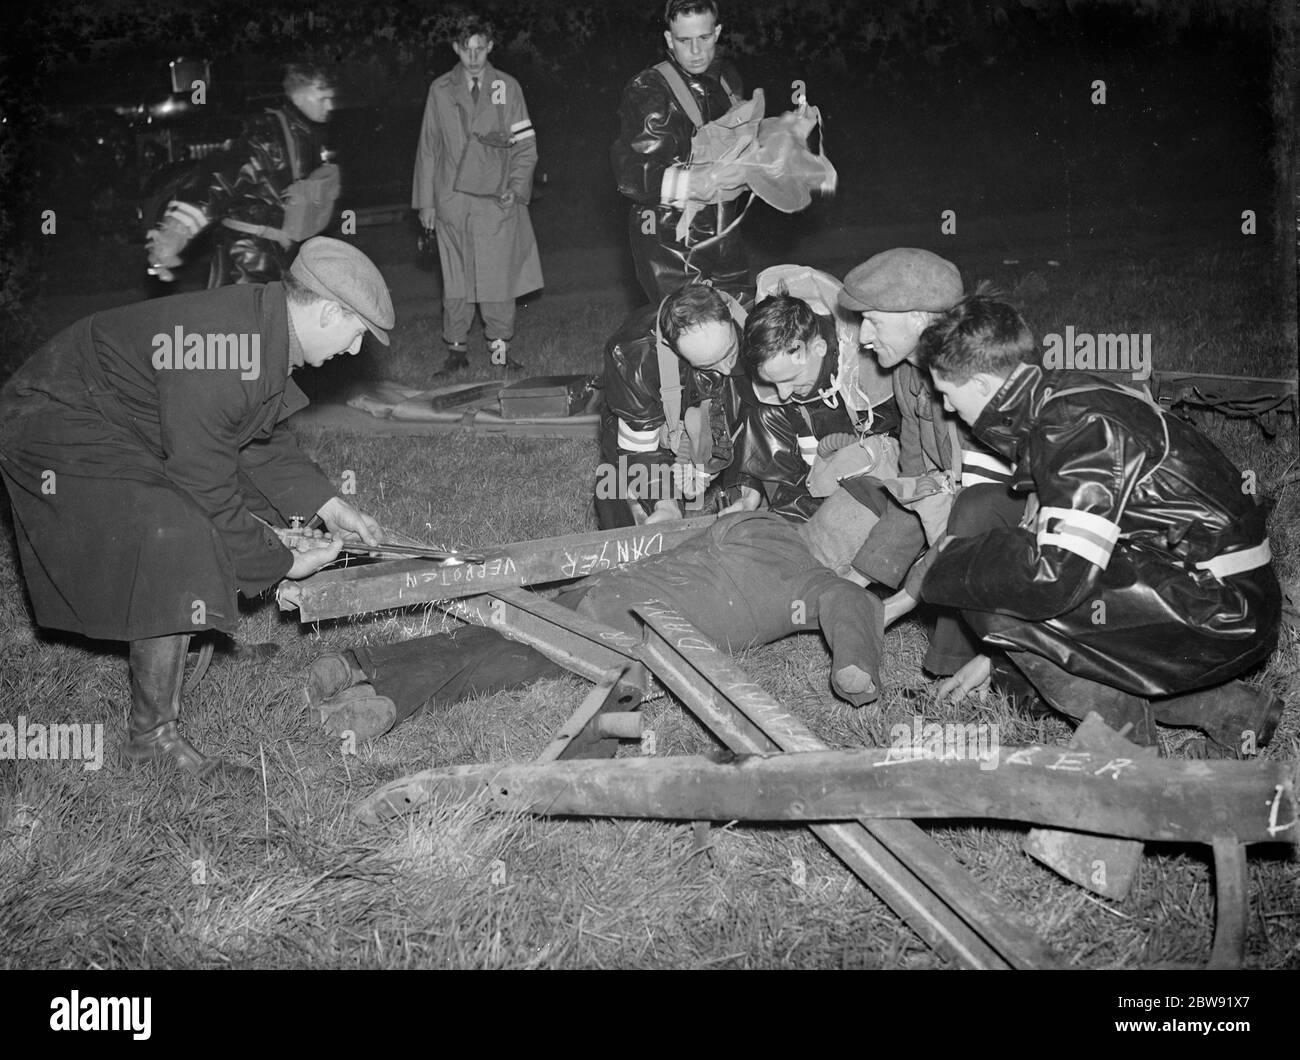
921, 364, 1280, 695
599, 303, 748, 491
168, 101, 333, 282
736, 321, 903, 521
611, 57, 741, 212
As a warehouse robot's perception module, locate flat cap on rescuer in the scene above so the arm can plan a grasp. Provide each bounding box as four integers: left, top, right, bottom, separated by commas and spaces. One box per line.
290, 237, 396, 345
838, 248, 964, 313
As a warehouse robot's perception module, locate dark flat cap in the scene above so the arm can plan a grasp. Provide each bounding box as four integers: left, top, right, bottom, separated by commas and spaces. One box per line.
290, 237, 395, 345
839, 248, 963, 313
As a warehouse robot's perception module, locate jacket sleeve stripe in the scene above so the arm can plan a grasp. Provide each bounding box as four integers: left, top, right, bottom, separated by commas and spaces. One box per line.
618, 419, 662, 453
661, 165, 690, 208
1036, 505, 1121, 568
798, 435, 818, 467
960, 448, 1014, 487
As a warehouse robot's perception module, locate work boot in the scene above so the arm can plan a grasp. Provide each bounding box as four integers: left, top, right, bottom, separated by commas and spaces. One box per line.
305, 650, 368, 707
1153, 680, 1285, 756
487, 337, 525, 371
433, 341, 470, 377
1007, 651, 1158, 746
317, 684, 397, 742
124, 634, 255, 782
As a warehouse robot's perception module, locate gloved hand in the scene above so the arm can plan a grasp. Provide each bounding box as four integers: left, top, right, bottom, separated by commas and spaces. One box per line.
816, 432, 859, 459
670, 459, 714, 500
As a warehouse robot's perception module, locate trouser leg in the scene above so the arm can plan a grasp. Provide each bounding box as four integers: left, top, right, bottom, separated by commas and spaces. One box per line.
1006, 649, 1157, 745
480, 299, 516, 342
354, 627, 565, 727
924, 484, 1025, 676
814, 582, 884, 706
441, 297, 474, 346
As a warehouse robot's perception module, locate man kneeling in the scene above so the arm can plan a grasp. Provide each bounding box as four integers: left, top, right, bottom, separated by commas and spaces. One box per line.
907, 293, 1283, 754
307, 508, 885, 739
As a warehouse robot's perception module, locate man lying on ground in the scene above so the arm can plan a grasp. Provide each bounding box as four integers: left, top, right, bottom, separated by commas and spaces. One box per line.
900, 292, 1283, 754
307, 505, 886, 740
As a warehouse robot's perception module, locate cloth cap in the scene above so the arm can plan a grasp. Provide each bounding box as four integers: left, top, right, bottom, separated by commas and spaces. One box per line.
289, 237, 395, 345
838, 248, 963, 313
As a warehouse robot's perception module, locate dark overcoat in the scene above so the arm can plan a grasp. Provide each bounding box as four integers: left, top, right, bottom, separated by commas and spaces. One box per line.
0, 283, 334, 640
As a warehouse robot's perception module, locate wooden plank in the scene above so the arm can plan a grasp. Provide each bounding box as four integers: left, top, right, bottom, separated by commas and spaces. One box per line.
535, 669, 628, 764
444, 589, 641, 684
1209, 838, 1249, 969
355, 748, 1296, 845
629, 608, 1011, 970
633, 602, 1062, 970
288, 516, 717, 622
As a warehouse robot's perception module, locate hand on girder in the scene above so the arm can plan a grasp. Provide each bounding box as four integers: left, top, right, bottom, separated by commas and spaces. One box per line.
317, 496, 383, 549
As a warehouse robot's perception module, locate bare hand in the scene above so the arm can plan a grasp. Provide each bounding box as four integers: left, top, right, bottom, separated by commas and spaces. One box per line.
276, 529, 344, 579
498, 189, 516, 210
645, 500, 682, 525
935, 654, 992, 707
317, 496, 382, 548
419, 208, 438, 229
719, 485, 761, 515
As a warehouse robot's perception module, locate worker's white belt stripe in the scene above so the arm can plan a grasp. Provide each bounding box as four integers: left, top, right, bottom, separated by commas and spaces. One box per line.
661, 165, 690, 209
617, 419, 662, 453
960, 449, 1014, 488
1036, 505, 1121, 569
1196, 539, 1272, 579
165, 200, 208, 236
799, 435, 817, 467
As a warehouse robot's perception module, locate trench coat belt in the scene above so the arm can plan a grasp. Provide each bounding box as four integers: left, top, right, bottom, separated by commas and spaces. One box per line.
1194, 539, 1271, 580
222, 218, 294, 248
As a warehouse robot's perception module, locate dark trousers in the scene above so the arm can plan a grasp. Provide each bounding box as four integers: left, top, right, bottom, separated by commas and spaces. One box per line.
922, 483, 1026, 676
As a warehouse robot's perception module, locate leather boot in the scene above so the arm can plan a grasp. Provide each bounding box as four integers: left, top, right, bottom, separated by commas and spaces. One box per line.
1007, 651, 1158, 746
433, 341, 470, 376
1153, 680, 1284, 756
306, 650, 367, 707
124, 634, 254, 781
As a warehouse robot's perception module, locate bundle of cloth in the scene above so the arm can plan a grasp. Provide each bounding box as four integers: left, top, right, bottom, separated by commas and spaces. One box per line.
673, 89, 838, 245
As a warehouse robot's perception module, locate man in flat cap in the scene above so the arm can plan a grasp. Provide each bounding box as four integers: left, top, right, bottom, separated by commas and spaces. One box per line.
0, 237, 393, 782
827, 249, 1022, 679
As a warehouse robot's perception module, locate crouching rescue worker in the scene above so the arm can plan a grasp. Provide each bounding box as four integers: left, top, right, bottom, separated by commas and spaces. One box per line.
908, 293, 1283, 754
596, 283, 751, 528
306, 506, 886, 740
724, 266, 899, 521
0, 238, 394, 781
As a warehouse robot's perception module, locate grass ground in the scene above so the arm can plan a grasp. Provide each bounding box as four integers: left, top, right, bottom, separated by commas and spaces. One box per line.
1, 244, 1297, 969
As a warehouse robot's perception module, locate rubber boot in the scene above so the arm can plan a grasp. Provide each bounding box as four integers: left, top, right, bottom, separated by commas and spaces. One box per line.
124, 634, 254, 781
1007, 651, 1157, 746
1153, 680, 1284, 756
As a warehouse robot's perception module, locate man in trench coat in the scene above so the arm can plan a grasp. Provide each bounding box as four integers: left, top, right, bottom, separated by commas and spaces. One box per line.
412, 16, 543, 375
0, 238, 393, 781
